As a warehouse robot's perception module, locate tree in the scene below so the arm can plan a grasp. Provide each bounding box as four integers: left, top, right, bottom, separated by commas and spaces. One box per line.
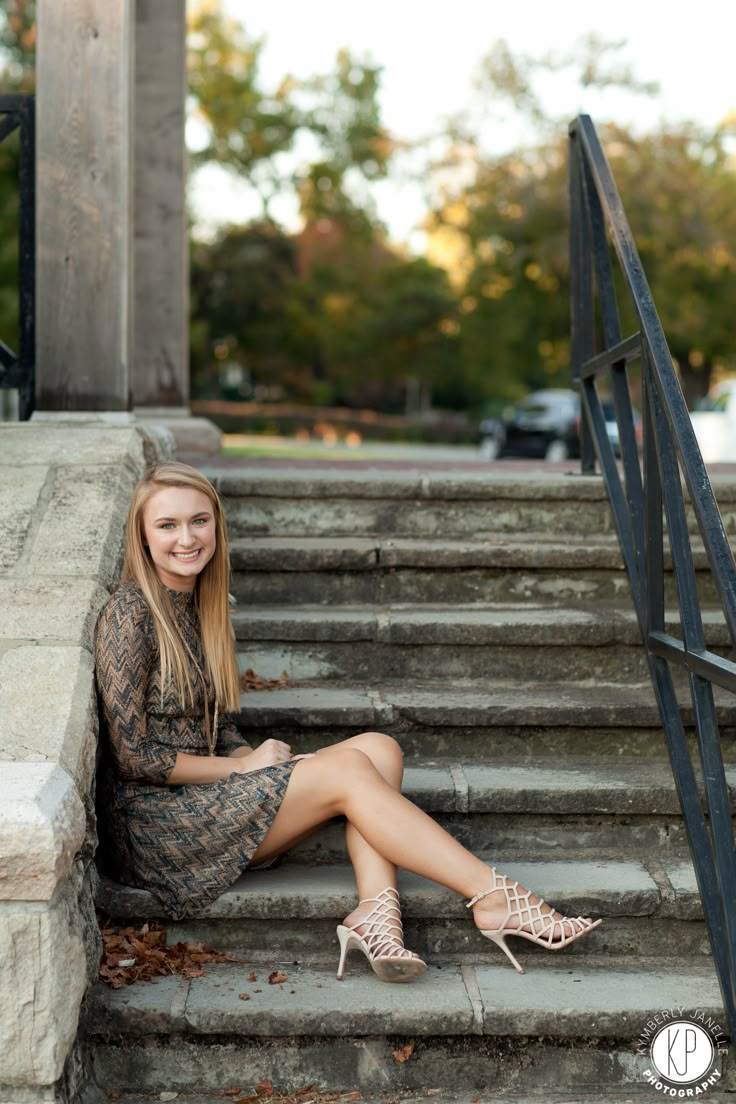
187, 4, 394, 224
190, 220, 306, 399
425, 40, 736, 408
187, 5, 299, 218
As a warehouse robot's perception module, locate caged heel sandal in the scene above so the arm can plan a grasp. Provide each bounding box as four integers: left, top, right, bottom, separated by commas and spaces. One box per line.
336, 886, 427, 983
466, 865, 602, 975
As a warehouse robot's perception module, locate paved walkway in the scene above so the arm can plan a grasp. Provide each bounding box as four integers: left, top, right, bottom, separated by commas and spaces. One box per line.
182, 435, 736, 475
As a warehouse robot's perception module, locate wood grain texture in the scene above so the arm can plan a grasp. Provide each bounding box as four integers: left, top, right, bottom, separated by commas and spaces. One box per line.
36, 0, 134, 410
133, 0, 188, 407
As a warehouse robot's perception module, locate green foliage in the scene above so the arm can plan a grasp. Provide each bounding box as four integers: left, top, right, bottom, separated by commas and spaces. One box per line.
187, 7, 299, 215
426, 40, 736, 408
428, 120, 736, 408
190, 217, 458, 413
187, 4, 392, 222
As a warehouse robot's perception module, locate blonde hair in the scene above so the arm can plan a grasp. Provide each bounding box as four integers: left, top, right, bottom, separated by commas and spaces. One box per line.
122, 461, 241, 714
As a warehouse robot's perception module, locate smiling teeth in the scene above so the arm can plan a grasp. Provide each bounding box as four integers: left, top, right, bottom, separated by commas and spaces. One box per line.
174, 550, 200, 560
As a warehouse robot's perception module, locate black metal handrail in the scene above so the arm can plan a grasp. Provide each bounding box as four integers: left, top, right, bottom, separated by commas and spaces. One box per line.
569, 114, 736, 1036
0, 94, 35, 420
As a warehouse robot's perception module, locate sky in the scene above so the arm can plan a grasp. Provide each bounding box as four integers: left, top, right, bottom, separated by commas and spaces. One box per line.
189, 0, 736, 250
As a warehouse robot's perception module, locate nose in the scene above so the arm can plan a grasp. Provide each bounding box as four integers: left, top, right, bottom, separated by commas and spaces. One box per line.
178, 526, 196, 548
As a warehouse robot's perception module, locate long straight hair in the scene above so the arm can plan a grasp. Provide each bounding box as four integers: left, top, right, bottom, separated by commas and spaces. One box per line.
122, 461, 241, 713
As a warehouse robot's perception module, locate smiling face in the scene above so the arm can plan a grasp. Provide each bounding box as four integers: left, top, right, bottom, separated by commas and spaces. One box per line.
141, 485, 217, 592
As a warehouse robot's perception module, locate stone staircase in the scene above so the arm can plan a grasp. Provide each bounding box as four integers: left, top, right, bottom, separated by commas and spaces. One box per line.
89, 468, 736, 1101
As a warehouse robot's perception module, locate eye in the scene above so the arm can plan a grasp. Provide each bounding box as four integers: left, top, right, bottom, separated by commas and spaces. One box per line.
193, 517, 208, 525
159, 522, 176, 530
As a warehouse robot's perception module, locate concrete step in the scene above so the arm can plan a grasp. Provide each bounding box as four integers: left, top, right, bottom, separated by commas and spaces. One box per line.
96, 857, 710, 962
232, 605, 733, 684
207, 467, 736, 539
101, 1097, 736, 1104
87, 959, 728, 1095
230, 535, 719, 606
236, 680, 736, 760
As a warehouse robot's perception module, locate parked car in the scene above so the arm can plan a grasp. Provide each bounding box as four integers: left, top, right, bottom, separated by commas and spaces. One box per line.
689, 380, 736, 463
479, 389, 639, 461
479, 389, 579, 461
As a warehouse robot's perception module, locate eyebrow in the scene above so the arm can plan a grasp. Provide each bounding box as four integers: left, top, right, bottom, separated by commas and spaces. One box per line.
153, 511, 212, 523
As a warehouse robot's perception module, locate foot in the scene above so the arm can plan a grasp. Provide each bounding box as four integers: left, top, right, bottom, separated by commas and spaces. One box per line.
343, 901, 424, 964
470, 873, 597, 943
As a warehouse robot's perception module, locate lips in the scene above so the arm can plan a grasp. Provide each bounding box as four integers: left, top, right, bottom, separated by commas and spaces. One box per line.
172, 549, 202, 561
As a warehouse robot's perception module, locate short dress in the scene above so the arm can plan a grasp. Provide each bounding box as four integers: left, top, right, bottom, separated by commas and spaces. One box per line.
94, 581, 298, 920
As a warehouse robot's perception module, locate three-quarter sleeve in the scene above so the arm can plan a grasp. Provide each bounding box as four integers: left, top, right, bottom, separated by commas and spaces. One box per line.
95, 588, 179, 786
215, 715, 252, 756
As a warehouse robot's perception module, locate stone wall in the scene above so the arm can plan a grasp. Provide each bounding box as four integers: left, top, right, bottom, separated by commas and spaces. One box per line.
0, 420, 172, 1103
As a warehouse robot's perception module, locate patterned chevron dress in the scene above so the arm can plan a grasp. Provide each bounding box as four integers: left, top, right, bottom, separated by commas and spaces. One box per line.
94, 581, 298, 919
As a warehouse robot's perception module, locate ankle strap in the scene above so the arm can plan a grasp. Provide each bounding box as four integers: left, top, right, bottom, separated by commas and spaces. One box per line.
466, 865, 505, 909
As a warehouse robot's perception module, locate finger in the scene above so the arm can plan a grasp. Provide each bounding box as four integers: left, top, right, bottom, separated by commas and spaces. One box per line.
291, 753, 316, 760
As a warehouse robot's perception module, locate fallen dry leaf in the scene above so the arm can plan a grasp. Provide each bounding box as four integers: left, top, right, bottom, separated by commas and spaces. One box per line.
255, 1080, 273, 1096
268, 970, 288, 984
392, 1041, 415, 1063
241, 668, 289, 692
98, 921, 244, 989
239, 993, 250, 1001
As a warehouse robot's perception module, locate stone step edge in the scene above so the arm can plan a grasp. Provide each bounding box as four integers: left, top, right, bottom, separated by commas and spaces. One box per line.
95, 856, 702, 923
126, 756, 732, 819
205, 466, 736, 503
85, 959, 724, 1040
101, 1097, 733, 1104
235, 681, 736, 728
230, 606, 732, 647
229, 534, 711, 572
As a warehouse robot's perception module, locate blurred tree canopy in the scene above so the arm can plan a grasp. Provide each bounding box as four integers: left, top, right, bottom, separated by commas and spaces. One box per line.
188, 2, 456, 413
425, 39, 736, 407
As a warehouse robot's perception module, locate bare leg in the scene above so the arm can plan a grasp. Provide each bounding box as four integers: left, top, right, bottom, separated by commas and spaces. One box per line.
327, 733, 421, 961
255, 731, 421, 958
250, 743, 593, 939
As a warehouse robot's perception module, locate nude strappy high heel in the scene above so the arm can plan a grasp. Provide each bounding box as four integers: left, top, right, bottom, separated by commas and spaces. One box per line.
466, 865, 602, 974
336, 886, 427, 983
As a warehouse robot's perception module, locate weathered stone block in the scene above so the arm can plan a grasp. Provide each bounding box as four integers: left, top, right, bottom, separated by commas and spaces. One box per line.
0, 879, 87, 1086
3, 425, 148, 469
0, 465, 49, 576
0, 647, 98, 791
0, 579, 108, 648
0, 763, 85, 902
27, 465, 136, 589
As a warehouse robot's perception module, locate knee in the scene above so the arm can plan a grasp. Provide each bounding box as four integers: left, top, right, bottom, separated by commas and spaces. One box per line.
331, 746, 378, 777
356, 731, 404, 765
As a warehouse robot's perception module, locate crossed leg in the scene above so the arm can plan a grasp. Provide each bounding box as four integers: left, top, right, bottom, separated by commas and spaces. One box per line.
250, 732, 419, 954
249, 736, 596, 944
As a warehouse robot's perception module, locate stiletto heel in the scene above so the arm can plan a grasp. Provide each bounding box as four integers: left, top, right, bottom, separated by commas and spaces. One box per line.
466, 865, 602, 974
335, 886, 427, 983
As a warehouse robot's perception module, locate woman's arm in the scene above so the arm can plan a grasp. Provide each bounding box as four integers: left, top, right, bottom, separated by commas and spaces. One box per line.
167, 739, 315, 783
96, 590, 308, 786
95, 589, 180, 786
215, 714, 253, 757
166, 750, 250, 784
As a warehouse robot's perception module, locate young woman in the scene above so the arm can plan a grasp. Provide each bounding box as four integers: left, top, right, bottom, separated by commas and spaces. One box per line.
95, 461, 601, 984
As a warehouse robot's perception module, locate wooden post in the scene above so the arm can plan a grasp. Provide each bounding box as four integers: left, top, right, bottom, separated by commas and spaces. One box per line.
133, 0, 189, 409
35, 0, 134, 411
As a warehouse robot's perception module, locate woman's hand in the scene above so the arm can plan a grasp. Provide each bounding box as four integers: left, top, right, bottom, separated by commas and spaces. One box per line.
232, 738, 314, 774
